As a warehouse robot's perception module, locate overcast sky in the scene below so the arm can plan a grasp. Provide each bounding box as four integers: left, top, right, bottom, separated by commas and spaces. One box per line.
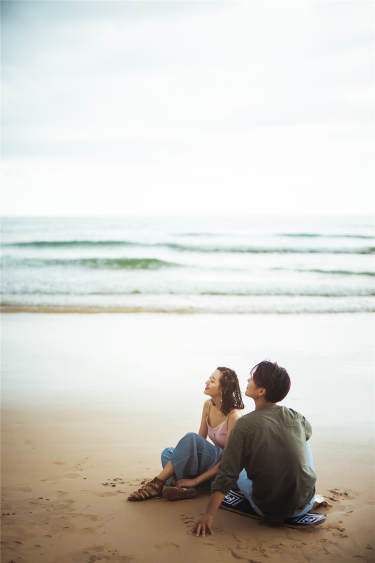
2, 0, 374, 216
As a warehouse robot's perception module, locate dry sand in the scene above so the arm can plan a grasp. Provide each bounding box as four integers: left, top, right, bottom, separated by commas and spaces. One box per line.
1, 407, 374, 563
1, 313, 374, 562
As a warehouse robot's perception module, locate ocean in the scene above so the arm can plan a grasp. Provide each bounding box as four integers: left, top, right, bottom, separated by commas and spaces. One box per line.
1, 215, 374, 313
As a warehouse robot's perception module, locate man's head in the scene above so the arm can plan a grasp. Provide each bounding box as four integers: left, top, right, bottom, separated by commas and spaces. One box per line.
246, 361, 291, 403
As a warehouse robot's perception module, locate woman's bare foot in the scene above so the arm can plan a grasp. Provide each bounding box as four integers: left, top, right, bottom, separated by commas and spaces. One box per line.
127, 477, 164, 501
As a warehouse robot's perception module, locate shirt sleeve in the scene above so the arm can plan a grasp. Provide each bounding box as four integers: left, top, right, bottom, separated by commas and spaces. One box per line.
289, 408, 312, 441
211, 419, 248, 495
302, 417, 312, 441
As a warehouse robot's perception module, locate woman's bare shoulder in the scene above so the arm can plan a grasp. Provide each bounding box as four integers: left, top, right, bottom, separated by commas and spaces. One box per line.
203, 398, 212, 409
228, 408, 243, 420
199, 400, 211, 422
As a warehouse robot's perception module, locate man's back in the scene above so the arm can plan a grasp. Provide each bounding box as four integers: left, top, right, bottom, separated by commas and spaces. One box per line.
212, 405, 316, 522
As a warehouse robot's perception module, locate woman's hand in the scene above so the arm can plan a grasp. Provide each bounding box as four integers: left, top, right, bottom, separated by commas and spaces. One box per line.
176, 478, 198, 488
193, 513, 214, 536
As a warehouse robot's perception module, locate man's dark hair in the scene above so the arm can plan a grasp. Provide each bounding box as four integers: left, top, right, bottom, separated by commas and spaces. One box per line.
251, 361, 291, 403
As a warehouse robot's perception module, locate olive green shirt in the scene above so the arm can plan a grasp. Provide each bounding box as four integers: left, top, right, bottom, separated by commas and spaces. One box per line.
211, 405, 316, 522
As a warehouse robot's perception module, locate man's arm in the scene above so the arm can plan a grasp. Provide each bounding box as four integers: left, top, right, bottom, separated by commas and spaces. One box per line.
211, 420, 247, 494
193, 491, 225, 536
302, 417, 312, 440
289, 408, 312, 440
193, 419, 248, 537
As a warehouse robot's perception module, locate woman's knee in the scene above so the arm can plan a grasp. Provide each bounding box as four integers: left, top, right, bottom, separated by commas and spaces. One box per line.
174, 432, 202, 453
161, 447, 174, 466
181, 432, 201, 441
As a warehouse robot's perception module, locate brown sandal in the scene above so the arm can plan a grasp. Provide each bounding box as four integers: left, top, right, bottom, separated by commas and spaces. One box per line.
162, 486, 197, 501
127, 477, 164, 501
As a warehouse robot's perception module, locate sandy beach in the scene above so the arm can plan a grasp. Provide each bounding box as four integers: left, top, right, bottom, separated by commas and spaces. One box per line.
3, 0, 374, 558
1, 313, 374, 562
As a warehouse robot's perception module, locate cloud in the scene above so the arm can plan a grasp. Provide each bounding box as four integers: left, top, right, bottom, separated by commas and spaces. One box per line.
2, 0, 374, 215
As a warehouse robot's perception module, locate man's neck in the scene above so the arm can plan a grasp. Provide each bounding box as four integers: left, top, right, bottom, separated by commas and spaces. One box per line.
254, 398, 276, 410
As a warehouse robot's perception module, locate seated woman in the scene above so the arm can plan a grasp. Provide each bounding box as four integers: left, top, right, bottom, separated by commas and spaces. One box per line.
127, 366, 244, 501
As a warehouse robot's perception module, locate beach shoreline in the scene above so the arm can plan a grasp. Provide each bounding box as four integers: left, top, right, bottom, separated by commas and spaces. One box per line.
4, 306, 375, 314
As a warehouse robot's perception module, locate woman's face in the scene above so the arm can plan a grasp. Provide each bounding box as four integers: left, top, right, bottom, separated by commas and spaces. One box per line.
204, 369, 222, 397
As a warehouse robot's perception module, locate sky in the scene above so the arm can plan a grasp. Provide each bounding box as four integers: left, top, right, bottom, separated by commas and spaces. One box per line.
1, 0, 374, 216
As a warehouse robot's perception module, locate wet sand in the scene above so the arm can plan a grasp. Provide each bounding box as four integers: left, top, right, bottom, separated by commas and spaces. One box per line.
1, 313, 374, 562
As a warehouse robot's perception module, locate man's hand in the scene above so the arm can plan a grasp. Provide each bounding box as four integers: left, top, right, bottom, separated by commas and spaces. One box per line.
193, 513, 214, 536
176, 478, 198, 488
193, 490, 225, 537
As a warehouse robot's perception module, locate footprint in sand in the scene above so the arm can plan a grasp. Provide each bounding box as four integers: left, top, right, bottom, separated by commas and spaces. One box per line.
54, 500, 75, 511
101, 477, 127, 489
326, 522, 349, 539
179, 513, 195, 532
154, 542, 180, 550
327, 488, 354, 501
16, 486, 32, 493
71, 546, 133, 562
93, 491, 118, 497
77, 514, 99, 522
81, 527, 96, 534
73, 457, 89, 471
64, 472, 82, 479
228, 548, 262, 563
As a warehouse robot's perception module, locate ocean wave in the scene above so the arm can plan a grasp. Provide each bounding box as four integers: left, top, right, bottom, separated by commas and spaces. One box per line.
174, 232, 218, 237
175, 232, 375, 240
5, 240, 374, 255
5, 240, 138, 248
2, 289, 374, 297
272, 267, 375, 277
163, 244, 375, 255
3, 257, 180, 270
280, 233, 374, 240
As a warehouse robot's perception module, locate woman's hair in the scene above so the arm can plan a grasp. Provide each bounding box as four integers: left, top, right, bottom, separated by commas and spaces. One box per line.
217, 366, 244, 415
251, 360, 291, 403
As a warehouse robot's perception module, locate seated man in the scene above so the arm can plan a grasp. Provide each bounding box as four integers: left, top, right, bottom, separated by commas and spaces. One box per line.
194, 361, 317, 536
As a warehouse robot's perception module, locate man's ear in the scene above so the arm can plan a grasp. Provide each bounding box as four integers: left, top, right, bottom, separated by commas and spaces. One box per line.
258, 387, 267, 398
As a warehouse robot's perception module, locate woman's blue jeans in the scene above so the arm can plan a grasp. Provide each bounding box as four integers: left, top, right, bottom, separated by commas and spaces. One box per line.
161, 433, 317, 518
161, 432, 222, 485
236, 441, 317, 517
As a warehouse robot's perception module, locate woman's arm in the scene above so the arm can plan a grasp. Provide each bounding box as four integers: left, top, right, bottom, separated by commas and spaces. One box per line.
198, 400, 210, 439
178, 409, 242, 488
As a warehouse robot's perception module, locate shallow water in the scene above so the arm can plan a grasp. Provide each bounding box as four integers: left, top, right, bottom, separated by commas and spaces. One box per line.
1, 215, 374, 313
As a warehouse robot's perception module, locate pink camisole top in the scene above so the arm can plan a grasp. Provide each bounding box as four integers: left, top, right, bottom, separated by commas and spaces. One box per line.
206, 413, 229, 449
